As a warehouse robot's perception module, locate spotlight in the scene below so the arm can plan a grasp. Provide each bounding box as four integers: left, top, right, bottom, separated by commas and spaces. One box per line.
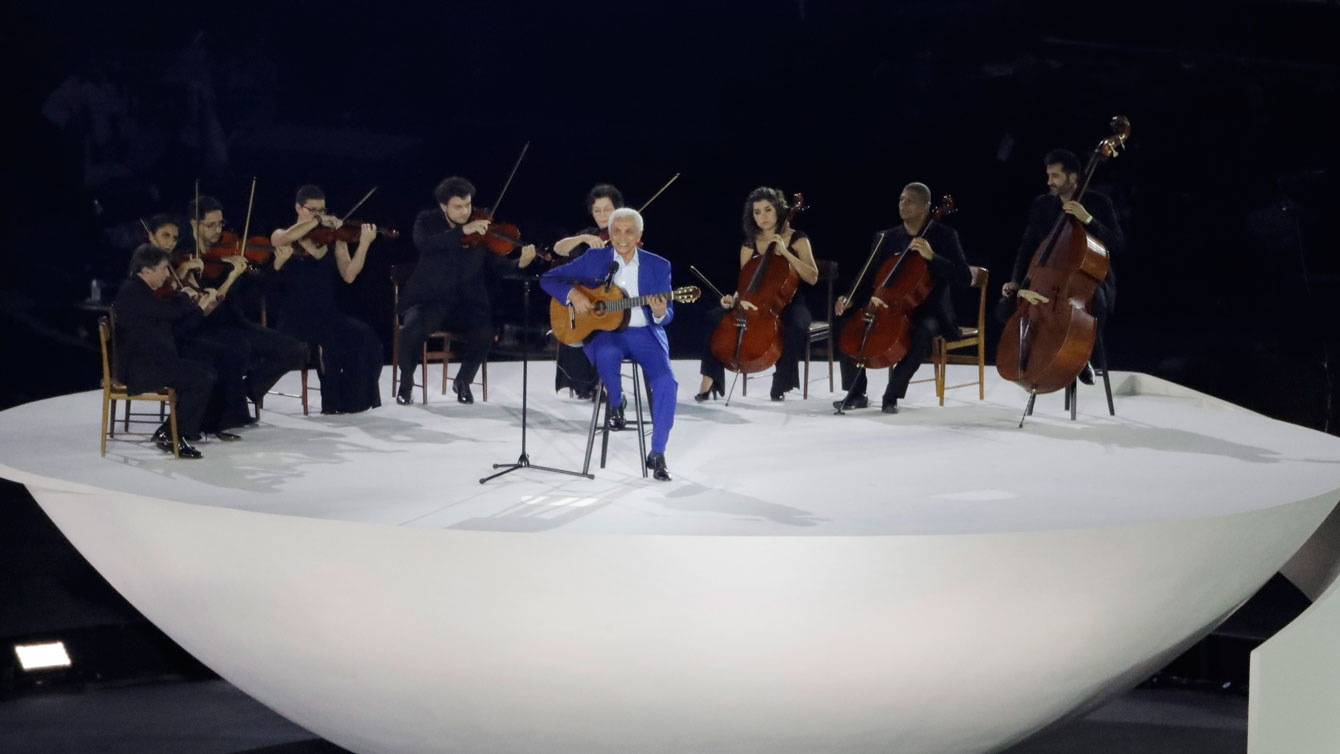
14, 642, 71, 671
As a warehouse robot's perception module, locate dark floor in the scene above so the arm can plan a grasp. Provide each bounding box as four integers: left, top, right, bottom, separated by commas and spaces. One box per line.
0, 678, 1245, 754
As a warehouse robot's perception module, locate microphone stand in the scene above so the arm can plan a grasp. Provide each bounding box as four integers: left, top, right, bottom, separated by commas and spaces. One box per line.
481, 272, 594, 483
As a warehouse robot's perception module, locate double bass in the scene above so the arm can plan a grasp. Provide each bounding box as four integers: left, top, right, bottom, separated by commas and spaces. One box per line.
838, 196, 957, 370
997, 116, 1131, 394
707, 192, 806, 374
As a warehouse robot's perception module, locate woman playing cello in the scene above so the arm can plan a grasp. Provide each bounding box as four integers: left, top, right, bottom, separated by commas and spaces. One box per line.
698, 186, 818, 401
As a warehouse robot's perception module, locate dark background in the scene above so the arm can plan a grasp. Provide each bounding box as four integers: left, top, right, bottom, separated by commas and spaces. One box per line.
0, 0, 1335, 723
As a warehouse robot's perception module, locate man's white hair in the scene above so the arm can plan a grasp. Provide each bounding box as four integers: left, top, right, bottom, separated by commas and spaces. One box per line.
608, 207, 644, 233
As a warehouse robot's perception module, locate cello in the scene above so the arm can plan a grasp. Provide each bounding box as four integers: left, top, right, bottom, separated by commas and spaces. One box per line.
997, 116, 1131, 395
707, 192, 806, 376
838, 196, 957, 370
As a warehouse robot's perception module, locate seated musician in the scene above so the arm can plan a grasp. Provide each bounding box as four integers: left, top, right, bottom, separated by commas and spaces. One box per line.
113, 244, 219, 458
269, 185, 383, 414
998, 148, 1124, 383
540, 208, 677, 481
697, 186, 818, 402
395, 177, 537, 405
548, 183, 625, 400
833, 182, 971, 413
146, 213, 250, 440
179, 196, 309, 411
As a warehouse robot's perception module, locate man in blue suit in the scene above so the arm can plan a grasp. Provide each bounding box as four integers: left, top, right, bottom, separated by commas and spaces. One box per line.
541, 208, 677, 481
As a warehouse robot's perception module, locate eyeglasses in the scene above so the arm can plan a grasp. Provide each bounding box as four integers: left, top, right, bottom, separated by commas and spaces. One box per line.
201, 221, 224, 230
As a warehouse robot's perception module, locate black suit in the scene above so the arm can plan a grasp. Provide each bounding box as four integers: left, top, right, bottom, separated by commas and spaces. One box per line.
396, 208, 520, 394
1001, 191, 1123, 322
113, 277, 216, 437
838, 222, 972, 402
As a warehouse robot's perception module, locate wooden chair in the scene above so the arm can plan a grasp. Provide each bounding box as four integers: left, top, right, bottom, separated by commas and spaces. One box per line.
389, 263, 488, 404
99, 315, 179, 458
911, 265, 988, 405
255, 295, 318, 415
740, 259, 838, 399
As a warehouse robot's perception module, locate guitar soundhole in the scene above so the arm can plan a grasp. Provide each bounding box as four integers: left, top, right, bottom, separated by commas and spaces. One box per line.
594, 302, 607, 315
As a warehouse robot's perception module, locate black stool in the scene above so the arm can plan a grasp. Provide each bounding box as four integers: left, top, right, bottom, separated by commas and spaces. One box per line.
583, 359, 651, 477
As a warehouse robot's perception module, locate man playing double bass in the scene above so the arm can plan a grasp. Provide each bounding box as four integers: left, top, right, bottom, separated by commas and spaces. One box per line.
833, 182, 971, 413
999, 148, 1124, 382
540, 208, 677, 481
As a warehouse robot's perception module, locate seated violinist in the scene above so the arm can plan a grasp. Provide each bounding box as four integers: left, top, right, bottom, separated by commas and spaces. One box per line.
833, 182, 970, 413
269, 185, 383, 414
179, 195, 308, 413
113, 244, 219, 458
698, 187, 818, 402
146, 213, 251, 440
548, 183, 624, 400
396, 176, 536, 405
540, 208, 677, 481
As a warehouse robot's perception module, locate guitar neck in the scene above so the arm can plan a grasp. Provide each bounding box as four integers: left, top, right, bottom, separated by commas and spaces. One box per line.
601, 289, 674, 312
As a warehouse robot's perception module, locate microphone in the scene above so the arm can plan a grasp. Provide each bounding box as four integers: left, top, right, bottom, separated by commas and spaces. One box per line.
603, 260, 619, 292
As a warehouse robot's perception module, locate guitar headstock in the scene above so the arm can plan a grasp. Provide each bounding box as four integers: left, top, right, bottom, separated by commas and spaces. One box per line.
671, 286, 702, 304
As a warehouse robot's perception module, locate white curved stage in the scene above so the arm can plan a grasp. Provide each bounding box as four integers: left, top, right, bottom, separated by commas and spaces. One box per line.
3, 362, 1337, 754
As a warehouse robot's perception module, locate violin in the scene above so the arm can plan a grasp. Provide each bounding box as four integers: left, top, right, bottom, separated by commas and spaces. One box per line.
203, 230, 273, 277
997, 116, 1131, 395
461, 208, 537, 257
838, 196, 957, 370
304, 218, 399, 246
707, 192, 806, 374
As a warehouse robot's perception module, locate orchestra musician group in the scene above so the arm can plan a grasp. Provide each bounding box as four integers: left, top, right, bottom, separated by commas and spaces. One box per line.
112, 132, 1126, 478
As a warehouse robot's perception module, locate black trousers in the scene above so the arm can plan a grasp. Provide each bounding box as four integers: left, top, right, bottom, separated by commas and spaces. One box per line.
203, 319, 309, 404
180, 334, 250, 432
126, 357, 216, 438
699, 300, 811, 395
556, 343, 597, 395
397, 302, 492, 395
837, 314, 938, 402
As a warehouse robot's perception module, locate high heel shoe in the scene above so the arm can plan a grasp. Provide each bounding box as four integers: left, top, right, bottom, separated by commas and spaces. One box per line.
694, 382, 724, 402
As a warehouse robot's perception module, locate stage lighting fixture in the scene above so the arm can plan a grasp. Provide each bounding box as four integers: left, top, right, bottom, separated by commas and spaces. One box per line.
14, 642, 71, 671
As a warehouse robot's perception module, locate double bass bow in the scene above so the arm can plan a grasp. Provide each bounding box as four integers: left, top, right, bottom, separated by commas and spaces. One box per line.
996, 116, 1131, 396
704, 192, 807, 382
838, 195, 957, 371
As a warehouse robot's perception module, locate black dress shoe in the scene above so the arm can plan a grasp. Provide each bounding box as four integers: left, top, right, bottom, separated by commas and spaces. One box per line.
881, 398, 899, 414
395, 391, 414, 406
646, 452, 672, 481
214, 431, 242, 441
832, 395, 870, 410
575, 388, 594, 401
1078, 362, 1095, 385
607, 397, 626, 431
453, 381, 474, 404
694, 382, 724, 402
770, 389, 786, 401
154, 432, 201, 458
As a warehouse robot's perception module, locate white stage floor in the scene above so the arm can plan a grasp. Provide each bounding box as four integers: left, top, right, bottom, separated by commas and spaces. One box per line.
4, 361, 1339, 754
2, 362, 1337, 536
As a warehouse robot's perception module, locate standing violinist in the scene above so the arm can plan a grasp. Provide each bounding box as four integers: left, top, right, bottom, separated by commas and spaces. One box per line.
395, 176, 537, 406
547, 183, 624, 400
146, 213, 251, 439
540, 208, 677, 481
698, 187, 818, 401
180, 195, 309, 412
269, 185, 383, 414
833, 182, 971, 413
998, 148, 1124, 383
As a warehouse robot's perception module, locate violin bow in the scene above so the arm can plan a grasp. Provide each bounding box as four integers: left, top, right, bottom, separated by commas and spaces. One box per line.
341, 186, 378, 223
237, 176, 257, 255
688, 265, 728, 302
490, 141, 530, 217
637, 172, 680, 213
841, 231, 888, 304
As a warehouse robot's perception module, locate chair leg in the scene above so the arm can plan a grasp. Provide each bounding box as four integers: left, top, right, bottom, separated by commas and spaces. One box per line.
441, 343, 449, 396
421, 343, 429, 404
1096, 323, 1115, 416
827, 343, 834, 393
630, 363, 648, 478
301, 368, 310, 416
169, 393, 180, 459
803, 341, 811, 400
390, 324, 399, 398
101, 392, 111, 457
583, 382, 605, 476
122, 400, 130, 432
742, 372, 747, 397
108, 398, 117, 438
977, 338, 985, 401
482, 360, 488, 402
937, 337, 947, 407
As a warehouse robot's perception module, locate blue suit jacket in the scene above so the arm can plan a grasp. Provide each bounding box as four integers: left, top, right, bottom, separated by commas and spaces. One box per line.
541, 246, 674, 352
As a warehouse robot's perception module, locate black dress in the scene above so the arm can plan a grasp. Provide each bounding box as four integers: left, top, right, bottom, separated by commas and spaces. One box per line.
274, 248, 382, 414
551, 225, 600, 396
700, 231, 813, 398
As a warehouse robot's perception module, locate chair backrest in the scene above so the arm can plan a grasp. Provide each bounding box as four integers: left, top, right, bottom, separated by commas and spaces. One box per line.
813, 259, 839, 322
98, 315, 114, 388
968, 266, 988, 330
